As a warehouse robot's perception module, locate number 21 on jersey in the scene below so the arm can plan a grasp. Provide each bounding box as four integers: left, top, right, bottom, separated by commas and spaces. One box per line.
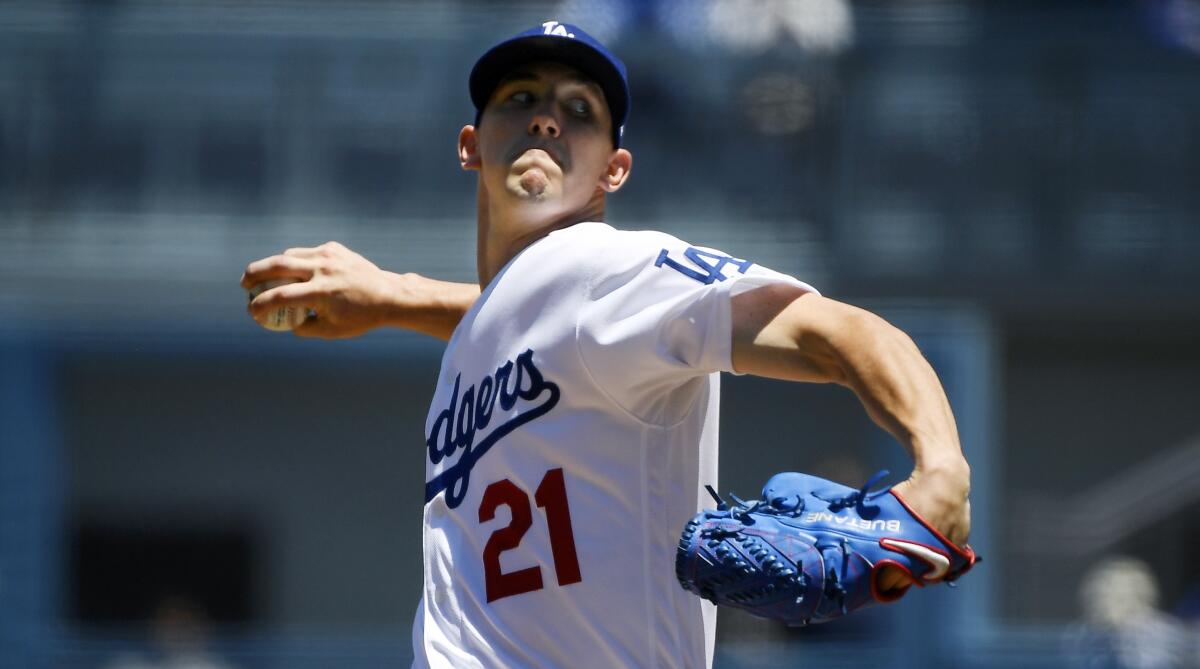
478, 468, 582, 603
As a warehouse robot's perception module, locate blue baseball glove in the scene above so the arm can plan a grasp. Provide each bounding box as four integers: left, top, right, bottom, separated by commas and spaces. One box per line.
675, 470, 978, 626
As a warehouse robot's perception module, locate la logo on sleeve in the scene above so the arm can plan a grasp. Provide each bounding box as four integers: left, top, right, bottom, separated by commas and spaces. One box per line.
655, 247, 753, 285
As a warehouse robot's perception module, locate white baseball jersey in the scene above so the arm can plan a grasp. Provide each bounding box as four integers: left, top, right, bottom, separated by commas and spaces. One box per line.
411, 222, 817, 669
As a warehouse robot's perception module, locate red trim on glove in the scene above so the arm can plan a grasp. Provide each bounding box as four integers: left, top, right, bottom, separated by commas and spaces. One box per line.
887, 489, 978, 569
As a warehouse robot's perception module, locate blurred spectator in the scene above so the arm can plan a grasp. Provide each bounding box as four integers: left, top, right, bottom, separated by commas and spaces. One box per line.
102, 595, 236, 669
1066, 556, 1195, 669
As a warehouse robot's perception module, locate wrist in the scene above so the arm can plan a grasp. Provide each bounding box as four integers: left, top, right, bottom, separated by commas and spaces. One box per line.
909, 431, 968, 474
911, 455, 970, 496
916, 454, 969, 476
380, 271, 480, 340
380, 271, 428, 328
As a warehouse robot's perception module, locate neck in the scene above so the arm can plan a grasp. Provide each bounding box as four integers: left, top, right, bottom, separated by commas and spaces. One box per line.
476, 185, 606, 287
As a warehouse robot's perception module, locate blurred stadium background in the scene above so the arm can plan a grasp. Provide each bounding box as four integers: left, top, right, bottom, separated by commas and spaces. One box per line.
2, 0, 1199, 667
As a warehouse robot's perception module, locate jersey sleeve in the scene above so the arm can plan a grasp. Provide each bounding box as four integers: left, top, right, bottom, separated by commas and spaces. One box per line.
575, 232, 818, 425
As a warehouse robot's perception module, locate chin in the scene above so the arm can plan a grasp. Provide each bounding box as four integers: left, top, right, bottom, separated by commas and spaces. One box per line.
505, 177, 559, 203
512, 192, 561, 211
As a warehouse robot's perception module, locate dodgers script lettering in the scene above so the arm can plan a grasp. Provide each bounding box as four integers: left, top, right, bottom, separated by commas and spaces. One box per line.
425, 349, 561, 509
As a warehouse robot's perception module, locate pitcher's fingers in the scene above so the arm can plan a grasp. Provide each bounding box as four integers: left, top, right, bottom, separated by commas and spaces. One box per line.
248, 280, 318, 318
875, 565, 915, 595
282, 245, 323, 259
241, 255, 318, 289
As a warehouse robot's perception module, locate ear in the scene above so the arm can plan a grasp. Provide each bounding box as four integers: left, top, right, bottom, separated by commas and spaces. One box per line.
458, 125, 481, 170
600, 148, 632, 193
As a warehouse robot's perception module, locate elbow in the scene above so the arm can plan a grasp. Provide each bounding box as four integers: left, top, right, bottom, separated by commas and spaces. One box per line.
850, 309, 920, 356
822, 307, 919, 384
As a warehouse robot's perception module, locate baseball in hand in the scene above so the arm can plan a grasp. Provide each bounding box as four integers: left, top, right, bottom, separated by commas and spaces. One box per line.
248, 279, 308, 332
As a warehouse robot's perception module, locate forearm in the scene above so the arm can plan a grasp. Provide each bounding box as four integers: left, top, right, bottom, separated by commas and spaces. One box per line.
827, 310, 966, 475
733, 290, 966, 475
381, 272, 481, 341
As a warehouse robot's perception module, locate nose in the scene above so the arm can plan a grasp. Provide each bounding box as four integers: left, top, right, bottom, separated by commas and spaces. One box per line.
528, 113, 560, 138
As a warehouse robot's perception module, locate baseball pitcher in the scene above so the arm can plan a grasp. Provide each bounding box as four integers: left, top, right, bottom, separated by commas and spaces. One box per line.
241, 22, 975, 669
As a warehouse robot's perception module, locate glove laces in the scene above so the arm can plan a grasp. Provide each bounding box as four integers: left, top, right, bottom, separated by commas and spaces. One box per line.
813, 469, 893, 517
704, 485, 765, 524
817, 536, 854, 618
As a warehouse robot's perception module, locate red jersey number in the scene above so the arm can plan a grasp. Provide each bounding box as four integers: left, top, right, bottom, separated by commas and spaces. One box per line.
478, 468, 582, 603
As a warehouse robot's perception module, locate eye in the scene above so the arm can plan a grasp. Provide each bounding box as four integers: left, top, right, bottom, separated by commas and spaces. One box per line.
509, 90, 534, 105
566, 98, 591, 118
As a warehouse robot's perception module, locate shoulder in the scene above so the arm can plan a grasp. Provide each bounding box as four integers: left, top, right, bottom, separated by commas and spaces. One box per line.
541, 222, 683, 259
517, 222, 805, 301
530, 222, 698, 291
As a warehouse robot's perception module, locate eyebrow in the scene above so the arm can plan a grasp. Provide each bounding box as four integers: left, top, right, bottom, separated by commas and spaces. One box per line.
496, 70, 539, 86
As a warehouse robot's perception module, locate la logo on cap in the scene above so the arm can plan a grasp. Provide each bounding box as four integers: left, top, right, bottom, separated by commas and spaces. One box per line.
542, 21, 575, 38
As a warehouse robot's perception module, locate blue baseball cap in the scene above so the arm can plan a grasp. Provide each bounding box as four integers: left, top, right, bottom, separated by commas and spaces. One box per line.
469, 21, 630, 147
